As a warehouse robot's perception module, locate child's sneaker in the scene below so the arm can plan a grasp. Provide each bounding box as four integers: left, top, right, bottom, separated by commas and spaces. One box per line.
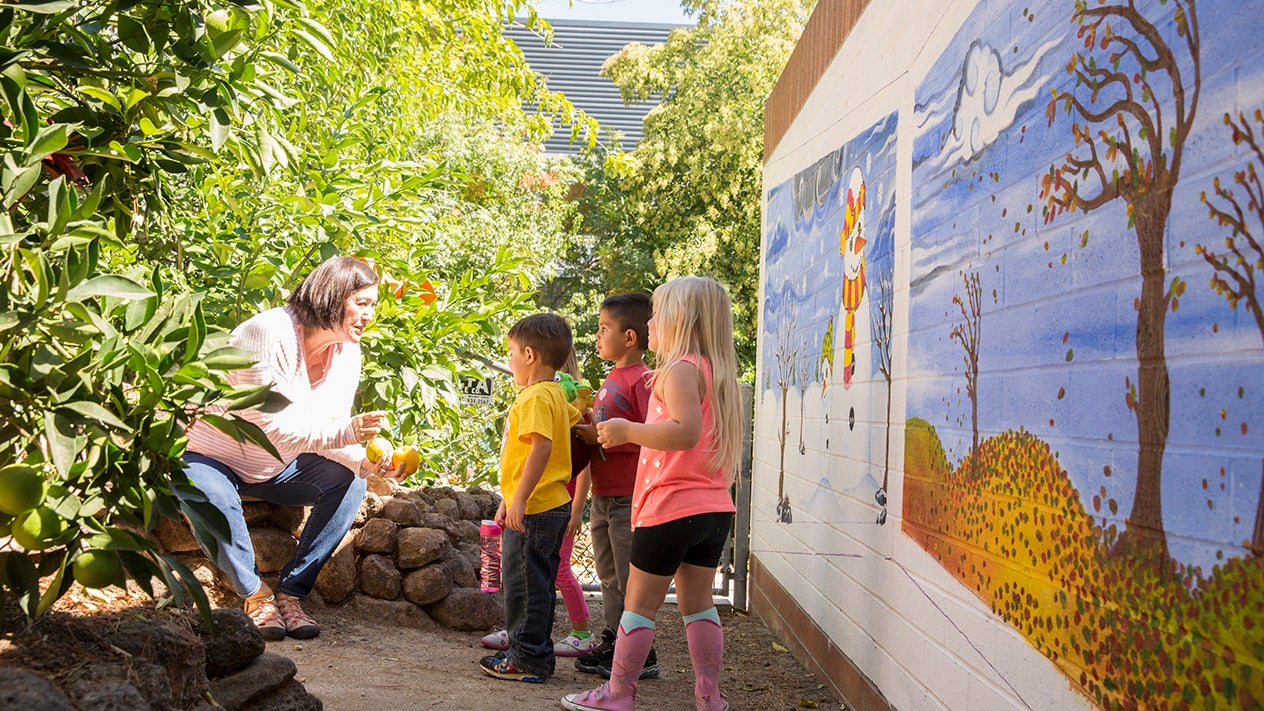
574, 629, 615, 675
555, 632, 601, 657
479, 652, 547, 683
480, 629, 510, 650
561, 683, 634, 711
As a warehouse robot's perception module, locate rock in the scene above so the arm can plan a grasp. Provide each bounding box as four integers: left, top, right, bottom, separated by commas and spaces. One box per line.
314, 531, 358, 604
365, 474, 400, 498
354, 491, 383, 526
418, 511, 454, 530
454, 491, 481, 520
457, 538, 480, 571
0, 668, 76, 710
269, 505, 308, 538
251, 527, 298, 574
359, 553, 402, 600
59, 659, 172, 711
243, 501, 273, 525
249, 678, 323, 711
402, 562, 453, 606
379, 497, 423, 527
353, 594, 437, 631
104, 618, 209, 709
445, 549, 480, 588
208, 652, 297, 711
449, 519, 480, 544
356, 517, 398, 554
396, 527, 449, 569
154, 515, 202, 553
424, 587, 504, 631
61, 679, 150, 711
191, 608, 266, 679
432, 497, 460, 519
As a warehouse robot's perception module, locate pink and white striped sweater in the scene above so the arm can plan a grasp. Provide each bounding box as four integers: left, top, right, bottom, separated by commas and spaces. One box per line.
185, 307, 367, 483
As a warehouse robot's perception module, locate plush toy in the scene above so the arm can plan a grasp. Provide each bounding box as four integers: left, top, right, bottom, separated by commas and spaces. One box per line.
555, 372, 594, 412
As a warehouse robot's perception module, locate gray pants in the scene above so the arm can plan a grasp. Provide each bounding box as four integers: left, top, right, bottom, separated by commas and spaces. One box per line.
589, 495, 633, 634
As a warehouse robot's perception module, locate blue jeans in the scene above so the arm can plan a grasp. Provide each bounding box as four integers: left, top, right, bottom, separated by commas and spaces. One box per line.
182, 452, 366, 600
502, 502, 570, 677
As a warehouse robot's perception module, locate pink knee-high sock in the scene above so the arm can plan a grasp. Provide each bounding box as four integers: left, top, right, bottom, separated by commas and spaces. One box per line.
608, 623, 655, 699
686, 615, 726, 709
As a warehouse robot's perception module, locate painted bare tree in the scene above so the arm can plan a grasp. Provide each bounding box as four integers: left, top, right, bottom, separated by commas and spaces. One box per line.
1039, 0, 1200, 560
773, 305, 800, 523
871, 266, 895, 515
1198, 108, 1264, 555
949, 270, 982, 475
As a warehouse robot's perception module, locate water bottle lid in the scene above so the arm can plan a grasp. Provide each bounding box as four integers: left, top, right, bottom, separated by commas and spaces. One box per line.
480, 520, 501, 535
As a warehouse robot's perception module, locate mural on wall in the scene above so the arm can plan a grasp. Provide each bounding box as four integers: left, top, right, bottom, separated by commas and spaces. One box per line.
762, 113, 897, 526
906, 0, 1263, 707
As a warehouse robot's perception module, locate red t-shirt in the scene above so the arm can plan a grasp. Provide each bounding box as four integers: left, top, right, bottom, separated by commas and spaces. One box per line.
589, 362, 651, 497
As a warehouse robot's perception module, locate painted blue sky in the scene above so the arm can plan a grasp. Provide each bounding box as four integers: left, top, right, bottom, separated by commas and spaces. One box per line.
762, 113, 898, 392
908, 1, 1264, 574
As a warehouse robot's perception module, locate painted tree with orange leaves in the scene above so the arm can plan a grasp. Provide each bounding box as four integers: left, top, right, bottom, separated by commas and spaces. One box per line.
949, 270, 982, 475
1039, 0, 1201, 562
1198, 109, 1264, 555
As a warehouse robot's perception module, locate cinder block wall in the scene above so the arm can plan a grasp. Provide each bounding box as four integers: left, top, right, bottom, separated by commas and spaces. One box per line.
755, 1, 1264, 709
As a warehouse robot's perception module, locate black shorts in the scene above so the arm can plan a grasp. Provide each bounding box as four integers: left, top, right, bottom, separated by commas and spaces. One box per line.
629, 512, 734, 577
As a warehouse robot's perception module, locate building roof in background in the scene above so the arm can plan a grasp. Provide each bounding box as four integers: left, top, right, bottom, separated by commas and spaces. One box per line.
507, 19, 686, 154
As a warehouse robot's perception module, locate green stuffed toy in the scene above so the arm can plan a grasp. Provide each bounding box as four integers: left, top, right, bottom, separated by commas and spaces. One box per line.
554, 372, 594, 412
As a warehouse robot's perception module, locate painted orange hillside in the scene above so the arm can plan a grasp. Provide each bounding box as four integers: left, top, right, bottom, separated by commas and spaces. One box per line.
902, 420, 1264, 709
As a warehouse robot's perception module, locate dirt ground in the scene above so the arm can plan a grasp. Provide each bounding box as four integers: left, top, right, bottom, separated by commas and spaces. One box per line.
286, 594, 845, 711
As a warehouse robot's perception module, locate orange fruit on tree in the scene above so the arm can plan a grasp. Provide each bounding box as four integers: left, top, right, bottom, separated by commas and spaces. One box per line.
10, 506, 67, 551
0, 464, 45, 516
73, 548, 124, 589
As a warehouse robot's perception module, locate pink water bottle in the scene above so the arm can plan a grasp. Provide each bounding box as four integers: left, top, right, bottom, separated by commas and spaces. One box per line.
479, 520, 502, 592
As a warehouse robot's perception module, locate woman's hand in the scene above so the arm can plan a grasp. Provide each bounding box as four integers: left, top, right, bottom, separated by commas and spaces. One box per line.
595, 417, 633, 448
350, 410, 389, 442
359, 455, 404, 479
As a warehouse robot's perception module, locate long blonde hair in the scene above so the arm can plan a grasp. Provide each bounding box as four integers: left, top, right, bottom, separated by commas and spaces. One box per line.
649, 276, 741, 482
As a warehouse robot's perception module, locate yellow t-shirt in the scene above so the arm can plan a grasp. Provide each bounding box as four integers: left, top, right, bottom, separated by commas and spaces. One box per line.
500, 381, 582, 514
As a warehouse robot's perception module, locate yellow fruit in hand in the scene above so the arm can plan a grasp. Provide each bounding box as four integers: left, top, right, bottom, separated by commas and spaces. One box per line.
391, 445, 420, 476
0, 464, 45, 516
10, 506, 67, 551
365, 436, 394, 463
73, 548, 124, 589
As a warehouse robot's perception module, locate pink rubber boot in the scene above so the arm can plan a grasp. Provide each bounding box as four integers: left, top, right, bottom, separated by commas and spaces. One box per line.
686, 615, 727, 711
561, 623, 655, 711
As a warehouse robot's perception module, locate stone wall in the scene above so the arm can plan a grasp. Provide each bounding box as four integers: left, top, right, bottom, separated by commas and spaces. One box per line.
155, 478, 504, 632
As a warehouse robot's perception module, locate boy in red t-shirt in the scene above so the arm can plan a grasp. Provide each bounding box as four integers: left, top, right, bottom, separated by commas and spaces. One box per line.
572, 292, 656, 679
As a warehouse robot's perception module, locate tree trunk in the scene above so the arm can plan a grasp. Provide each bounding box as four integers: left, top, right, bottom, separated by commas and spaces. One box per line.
778, 387, 788, 500
882, 376, 892, 491
1119, 195, 1173, 561
1252, 459, 1264, 556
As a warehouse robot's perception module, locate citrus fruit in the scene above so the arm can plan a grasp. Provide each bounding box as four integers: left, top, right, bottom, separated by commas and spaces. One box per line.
205, 9, 231, 35
10, 506, 67, 551
391, 445, 420, 476
365, 436, 394, 463
73, 548, 124, 589
0, 464, 45, 516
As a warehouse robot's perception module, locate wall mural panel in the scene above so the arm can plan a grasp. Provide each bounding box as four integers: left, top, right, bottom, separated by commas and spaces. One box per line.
905, 0, 1264, 707
761, 112, 897, 527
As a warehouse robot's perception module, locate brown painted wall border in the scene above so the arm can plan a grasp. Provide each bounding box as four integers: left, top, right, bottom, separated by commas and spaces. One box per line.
750, 554, 893, 711
764, 0, 872, 164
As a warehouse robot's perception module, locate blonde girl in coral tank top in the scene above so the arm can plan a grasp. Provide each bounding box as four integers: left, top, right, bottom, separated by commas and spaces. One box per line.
563, 276, 741, 711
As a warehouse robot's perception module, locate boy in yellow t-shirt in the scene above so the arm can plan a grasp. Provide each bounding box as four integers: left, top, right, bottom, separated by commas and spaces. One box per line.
480, 313, 582, 684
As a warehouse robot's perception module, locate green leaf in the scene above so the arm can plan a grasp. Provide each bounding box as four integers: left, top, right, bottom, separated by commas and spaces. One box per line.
78, 85, 120, 112
290, 28, 333, 62
184, 302, 206, 365
202, 347, 255, 370
12, 0, 78, 14
67, 275, 154, 302
2, 551, 41, 618
58, 401, 130, 431
23, 123, 69, 167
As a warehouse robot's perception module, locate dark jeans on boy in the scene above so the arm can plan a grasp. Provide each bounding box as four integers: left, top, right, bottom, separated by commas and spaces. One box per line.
502, 502, 570, 677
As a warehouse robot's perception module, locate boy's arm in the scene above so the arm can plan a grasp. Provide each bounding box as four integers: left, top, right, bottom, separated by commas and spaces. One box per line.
506, 433, 552, 532
568, 466, 591, 538
597, 363, 703, 452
